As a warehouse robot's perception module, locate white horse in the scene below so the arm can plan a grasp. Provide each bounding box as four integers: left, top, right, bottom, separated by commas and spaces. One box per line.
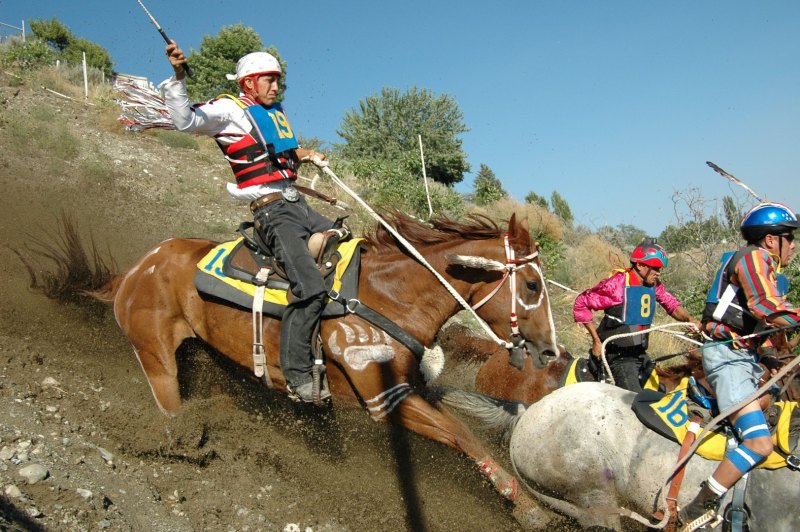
445, 382, 800, 531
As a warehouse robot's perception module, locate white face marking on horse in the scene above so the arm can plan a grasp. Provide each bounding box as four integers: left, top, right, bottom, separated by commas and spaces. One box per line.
516, 263, 544, 311
343, 345, 395, 370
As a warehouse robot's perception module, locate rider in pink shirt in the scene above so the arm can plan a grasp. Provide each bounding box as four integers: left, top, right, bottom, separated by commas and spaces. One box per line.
573, 239, 700, 391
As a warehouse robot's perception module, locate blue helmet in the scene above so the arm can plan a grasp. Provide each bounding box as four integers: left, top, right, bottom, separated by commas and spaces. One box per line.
740, 202, 800, 243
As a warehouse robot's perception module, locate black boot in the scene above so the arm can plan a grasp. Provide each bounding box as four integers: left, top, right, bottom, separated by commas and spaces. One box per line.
679, 481, 723, 531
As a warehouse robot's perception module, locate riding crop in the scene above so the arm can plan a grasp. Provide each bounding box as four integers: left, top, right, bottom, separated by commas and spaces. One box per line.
706, 161, 763, 202
135, 0, 195, 78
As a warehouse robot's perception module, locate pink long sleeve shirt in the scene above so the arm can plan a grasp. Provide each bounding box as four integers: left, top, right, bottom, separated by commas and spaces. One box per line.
573, 269, 683, 324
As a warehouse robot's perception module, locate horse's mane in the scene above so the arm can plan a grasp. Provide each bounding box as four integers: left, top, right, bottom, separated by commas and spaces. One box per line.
363, 211, 502, 254
656, 349, 703, 380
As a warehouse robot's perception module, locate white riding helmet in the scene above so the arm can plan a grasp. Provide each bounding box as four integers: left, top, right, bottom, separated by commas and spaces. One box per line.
225, 52, 282, 82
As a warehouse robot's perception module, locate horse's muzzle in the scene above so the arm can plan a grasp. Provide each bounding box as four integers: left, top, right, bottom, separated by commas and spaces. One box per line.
509, 342, 556, 370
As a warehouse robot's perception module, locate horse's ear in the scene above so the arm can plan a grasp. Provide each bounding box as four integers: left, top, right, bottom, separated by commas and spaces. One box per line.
508, 214, 532, 251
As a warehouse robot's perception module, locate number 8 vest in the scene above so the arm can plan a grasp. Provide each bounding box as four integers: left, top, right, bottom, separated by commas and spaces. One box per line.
596, 270, 656, 349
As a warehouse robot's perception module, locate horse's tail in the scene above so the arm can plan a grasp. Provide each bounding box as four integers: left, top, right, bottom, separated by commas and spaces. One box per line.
441, 389, 527, 439
14, 214, 118, 304
84, 274, 124, 304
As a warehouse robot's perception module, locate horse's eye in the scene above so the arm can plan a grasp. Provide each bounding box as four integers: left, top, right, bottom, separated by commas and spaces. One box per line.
526, 280, 539, 292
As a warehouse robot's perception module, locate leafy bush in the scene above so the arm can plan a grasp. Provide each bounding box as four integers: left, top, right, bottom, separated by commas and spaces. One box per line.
1, 38, 55, 70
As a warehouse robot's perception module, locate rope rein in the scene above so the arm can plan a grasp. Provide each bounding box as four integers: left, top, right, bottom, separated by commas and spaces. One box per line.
319, 163, 540, 350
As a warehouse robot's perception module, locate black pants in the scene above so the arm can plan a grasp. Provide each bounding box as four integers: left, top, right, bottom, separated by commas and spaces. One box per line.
588, 349, 653, 393
253, 196, 334, 387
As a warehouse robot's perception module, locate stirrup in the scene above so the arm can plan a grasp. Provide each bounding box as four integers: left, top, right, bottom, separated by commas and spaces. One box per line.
680, 508, 723, 531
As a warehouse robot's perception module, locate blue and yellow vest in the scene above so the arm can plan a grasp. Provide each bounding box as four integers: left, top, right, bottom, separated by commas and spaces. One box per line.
214, 95, 300, 188
596, 269, 656, 350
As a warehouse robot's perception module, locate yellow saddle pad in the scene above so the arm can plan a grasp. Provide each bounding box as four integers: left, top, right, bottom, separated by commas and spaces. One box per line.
194, 237, 364, 317
645, 378, 796, 469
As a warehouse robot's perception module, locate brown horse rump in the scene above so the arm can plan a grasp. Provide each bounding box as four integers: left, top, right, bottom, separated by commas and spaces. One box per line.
194, 237, 364, 320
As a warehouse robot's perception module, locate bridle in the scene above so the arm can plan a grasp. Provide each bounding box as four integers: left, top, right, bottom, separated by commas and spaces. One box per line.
469, 234, 549, 368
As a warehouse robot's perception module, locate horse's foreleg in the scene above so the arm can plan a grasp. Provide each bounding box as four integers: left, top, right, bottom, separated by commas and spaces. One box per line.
381, 392, 557, 528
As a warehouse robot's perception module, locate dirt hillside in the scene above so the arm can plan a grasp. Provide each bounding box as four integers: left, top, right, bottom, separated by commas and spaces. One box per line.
0, 73, 525, 531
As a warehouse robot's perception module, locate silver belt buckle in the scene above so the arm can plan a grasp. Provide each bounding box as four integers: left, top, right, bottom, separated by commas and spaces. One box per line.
282, 186, 299, 202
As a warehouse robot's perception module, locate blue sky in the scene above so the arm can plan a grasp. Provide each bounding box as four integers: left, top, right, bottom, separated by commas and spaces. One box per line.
2, 1, 798, 234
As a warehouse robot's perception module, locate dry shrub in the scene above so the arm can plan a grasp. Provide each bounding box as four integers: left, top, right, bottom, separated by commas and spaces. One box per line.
567, 234, 626, 292
646, 318, 697, 358
468, 197, 564, 240
34, 67, 85, 100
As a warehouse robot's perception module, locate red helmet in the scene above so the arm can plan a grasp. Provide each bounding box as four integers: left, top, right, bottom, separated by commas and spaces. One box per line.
630, 239, 668, 268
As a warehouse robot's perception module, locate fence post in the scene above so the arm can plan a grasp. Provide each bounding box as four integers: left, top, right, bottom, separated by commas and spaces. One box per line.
82, 52, 88, 98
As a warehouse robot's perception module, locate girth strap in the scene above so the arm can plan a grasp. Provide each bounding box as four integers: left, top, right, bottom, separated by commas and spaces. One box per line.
654, 417, 702, 530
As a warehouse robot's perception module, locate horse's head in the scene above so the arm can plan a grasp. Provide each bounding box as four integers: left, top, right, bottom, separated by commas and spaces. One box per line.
445, 213, 558, 370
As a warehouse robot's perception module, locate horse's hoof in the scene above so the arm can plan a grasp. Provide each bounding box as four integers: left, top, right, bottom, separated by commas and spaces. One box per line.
512, 494, 559, 530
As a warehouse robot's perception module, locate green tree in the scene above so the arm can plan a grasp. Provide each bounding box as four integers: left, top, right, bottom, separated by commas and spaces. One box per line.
525, 191, 548, 210
473, 164, 507, 206
29, 18, 72, 51
62, 38, 113, 76
28, 17, 113, 75
185, 24, 285, 102
336, 86, 470, 185
550, 191, 573, 224
723, 195, 740, 233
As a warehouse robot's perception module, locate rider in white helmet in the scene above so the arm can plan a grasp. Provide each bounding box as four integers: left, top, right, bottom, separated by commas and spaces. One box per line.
160, 42, 336, 404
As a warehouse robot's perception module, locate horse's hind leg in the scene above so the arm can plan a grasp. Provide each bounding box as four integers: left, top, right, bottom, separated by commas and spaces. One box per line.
130, 333, 187, 416
113, 270, 195, 416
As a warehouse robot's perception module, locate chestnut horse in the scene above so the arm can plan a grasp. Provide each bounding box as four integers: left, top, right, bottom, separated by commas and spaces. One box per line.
56, 212, 559, 525
440, 322, 572, 404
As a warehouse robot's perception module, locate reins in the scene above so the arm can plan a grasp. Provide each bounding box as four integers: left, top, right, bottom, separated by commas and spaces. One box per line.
317, 162, 542, 351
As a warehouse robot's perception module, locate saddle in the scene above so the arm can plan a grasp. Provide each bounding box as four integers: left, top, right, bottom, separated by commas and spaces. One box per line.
631, 378, 800, 470
227, 218, 351, 287
559, 354, 661, 391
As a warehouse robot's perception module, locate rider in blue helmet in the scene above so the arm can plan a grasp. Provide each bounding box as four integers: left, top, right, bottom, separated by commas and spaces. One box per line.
683, 202, 800, 530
